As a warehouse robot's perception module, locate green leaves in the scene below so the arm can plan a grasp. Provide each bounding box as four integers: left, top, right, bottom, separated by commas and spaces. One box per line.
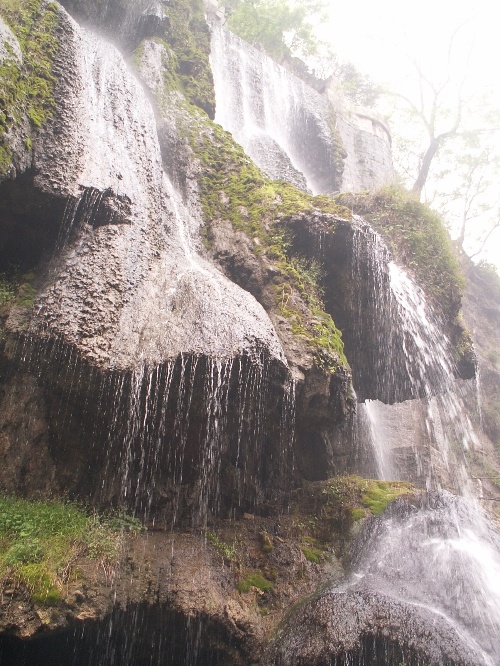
222, 0, 328, 62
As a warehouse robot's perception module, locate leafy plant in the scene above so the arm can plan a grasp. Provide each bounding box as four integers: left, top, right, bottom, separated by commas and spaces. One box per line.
222, 0, 329, 62
0, 273, 17, 307
207, 531, 238, 561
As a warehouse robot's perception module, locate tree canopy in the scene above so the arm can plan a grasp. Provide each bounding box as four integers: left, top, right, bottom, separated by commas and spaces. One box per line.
220, 0, 328, 62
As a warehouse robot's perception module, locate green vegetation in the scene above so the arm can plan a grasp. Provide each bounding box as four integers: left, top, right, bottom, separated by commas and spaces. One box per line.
337, 186, 464, 317
153, 0, 215, 117
0, 269, 38, 313
0, 495, 142, 605
291, 476, 416, 551
300, 543, 324, 564
189, 116, 350, 371
351, 507, 366, 521
0, 0, 60, 174
237, 571, 273, 593
360, 480, 414, 516
0, 273, 17, 307
206, 531, 238, 561
324, 475, 413, 518
222, 0, 328, 62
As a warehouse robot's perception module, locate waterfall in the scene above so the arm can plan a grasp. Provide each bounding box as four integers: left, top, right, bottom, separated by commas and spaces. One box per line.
210, 22, 394, 196
344, 228, 500, 664
349, 493, 500, 666
210, 23, 343, 194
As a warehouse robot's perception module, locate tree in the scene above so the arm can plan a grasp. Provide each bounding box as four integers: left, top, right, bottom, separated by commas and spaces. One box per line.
379, 25, 500, 261
389, 59, 465, 199
220, 0, 329, 62
220, 0, 382, 106
431, 134, 500, 257
383, 23, 500, 200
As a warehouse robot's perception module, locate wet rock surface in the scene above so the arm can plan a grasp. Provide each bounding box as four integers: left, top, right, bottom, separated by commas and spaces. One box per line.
266, 589, 484, 666
1, 1, 498, 665
0, 509, 345, 665
267, 493, 500, 666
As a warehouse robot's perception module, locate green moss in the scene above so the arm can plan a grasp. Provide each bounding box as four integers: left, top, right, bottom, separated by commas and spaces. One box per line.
361, 480, 413, 516
19, 564, 61, 604
188, 115, 350, 372
351, 507, 365, 521
0, 495, 142, 606
321, 475, 414, 524
237, 571, 273, 593
300, 545, 324, 564
337, 186, 465, 317
0, 0, 60, 174
156, 0, 215, 116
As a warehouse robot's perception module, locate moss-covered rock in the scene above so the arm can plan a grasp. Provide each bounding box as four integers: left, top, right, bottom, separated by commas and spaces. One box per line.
187, 113, 352, 375
336, 186, 476, 378
0, 0, 60, 176
158, 0, 215, 117
337, 186, 464, 317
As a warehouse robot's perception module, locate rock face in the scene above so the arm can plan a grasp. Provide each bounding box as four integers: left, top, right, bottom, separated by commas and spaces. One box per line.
210, 22, 394, 195
267, 493, 500, 666
0, 0, 356, 522
1, 1, 497, 665
0, 1, 294, 519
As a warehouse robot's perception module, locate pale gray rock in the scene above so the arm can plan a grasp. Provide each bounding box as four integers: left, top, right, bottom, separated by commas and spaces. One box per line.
8, 6, 286, 371
0, 16, 22, 63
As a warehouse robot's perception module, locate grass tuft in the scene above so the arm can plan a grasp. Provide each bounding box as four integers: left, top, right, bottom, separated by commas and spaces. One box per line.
0, 495, 142, 605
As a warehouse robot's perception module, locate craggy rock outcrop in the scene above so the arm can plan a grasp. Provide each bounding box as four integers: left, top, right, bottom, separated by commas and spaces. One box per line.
0, 0, 353, 521
0, 0, 288, 519
266, 589, 485, 666
461, 259, 500, 506
267, 493, 500, 666
0, 1, 493, 665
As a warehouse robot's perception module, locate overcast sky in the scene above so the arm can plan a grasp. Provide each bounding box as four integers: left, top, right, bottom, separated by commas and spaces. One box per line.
321, 0, 500, 270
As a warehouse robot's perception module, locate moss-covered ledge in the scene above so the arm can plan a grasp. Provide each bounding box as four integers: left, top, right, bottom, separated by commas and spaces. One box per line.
336, 186, 464, 317
131, 0, 215, 118
336, 186, 475, 378
187, 113, 352, 377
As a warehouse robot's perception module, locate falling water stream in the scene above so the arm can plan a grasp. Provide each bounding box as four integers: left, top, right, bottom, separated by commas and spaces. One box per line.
347, 242, 500, 663
2, 7, 499, 664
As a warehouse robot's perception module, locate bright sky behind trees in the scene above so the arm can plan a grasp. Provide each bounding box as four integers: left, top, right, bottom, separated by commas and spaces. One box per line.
321, 0, 500, 269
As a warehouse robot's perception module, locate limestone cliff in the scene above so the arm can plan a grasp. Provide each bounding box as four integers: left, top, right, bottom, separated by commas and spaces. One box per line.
0, 1, 498, 665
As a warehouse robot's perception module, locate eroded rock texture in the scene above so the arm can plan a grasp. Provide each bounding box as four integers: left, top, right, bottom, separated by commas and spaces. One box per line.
0, 1, 496, 665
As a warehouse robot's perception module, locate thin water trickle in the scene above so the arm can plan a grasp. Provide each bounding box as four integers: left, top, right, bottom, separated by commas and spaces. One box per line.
359, 400, 394, 481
